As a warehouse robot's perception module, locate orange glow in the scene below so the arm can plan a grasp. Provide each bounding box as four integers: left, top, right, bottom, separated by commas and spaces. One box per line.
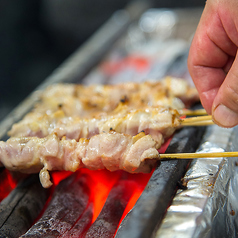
51, 171, 73, 186
117, 171, 153, 226
51, 168, 153, 234
158, 137, 172, 154
52, 169, 123, 223
85, 169, 122, 222
0, 170, 17, 202
101, 55, 150, 75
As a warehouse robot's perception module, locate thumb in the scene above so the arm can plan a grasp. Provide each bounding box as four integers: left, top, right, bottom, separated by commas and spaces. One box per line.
212, 54, 238, 127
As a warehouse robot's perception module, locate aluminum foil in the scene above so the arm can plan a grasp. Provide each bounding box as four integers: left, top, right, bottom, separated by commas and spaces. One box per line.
155, 125, 237, 238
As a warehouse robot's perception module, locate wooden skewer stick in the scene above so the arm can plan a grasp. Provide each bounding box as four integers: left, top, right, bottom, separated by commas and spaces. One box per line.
179, 115, 214, 126
160, 151, 238, 160
181, 115, 212, 123
179, 108, 207, 116
181, 120, 214, 127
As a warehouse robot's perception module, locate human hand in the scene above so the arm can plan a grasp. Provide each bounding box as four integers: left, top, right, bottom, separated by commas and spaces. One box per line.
188, 0, 238, 127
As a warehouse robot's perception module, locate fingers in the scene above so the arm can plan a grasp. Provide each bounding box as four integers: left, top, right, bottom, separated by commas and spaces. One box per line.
188, 0, 238, 120
187, 64, 226, 115
212, 53, 238, 127
187, 10, 230, 114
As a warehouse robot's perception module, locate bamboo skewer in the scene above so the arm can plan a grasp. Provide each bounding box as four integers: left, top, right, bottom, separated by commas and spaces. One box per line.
179, 108, 207, 116
179, 115, 214, 126
181, 115, 212, 123
160, 151, 238, 160
181, 120, 214, 126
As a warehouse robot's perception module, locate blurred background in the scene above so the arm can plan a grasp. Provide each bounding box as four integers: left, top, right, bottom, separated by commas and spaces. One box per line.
0, 0, 204, 122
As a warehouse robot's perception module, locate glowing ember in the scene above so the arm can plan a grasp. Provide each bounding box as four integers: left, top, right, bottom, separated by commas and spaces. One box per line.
0, 170, 17, 202
50, 168, 154, 236
84, 169, 123, 222
118, 172, 153, 225
51, 170, 73, 186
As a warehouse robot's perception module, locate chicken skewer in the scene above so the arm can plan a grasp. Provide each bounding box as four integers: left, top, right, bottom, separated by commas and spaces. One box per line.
0, 126, 230, 189
0, 131, 160, 188
8, 105, 182, 145
8, 102, 213, 145
33, 77, 199, 117
8, 95, 212, 138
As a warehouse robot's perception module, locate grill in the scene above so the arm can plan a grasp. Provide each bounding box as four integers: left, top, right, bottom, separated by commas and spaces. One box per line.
0, 3, 237, 238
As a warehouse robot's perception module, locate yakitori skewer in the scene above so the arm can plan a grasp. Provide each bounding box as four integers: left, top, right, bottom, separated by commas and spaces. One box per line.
0, 131, 160, 188
160, 151, 238, 160
8, 105, 214, 143
33, 77, 200, 117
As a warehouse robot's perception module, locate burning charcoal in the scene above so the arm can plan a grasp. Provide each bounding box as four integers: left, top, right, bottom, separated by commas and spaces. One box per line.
84, 179, 136, 238
61, 203, 93, 238
21, 171, 92, 237
0, 174, 50, 238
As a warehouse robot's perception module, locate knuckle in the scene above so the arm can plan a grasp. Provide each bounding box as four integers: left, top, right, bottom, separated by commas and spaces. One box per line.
224, 83, 238, 112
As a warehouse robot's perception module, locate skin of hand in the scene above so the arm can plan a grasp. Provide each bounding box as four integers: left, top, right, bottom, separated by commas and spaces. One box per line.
188, 0, 238, 128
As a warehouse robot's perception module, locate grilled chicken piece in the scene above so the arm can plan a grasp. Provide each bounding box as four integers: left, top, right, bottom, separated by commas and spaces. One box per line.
0, 132, 160, 188
21, 77, 198, 118
8, 105, 180, 145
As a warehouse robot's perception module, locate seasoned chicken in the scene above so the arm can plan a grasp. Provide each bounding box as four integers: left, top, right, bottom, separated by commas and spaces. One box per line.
23, 77, 198, 118
8, 105, 180, 144
0, 132, 160, 188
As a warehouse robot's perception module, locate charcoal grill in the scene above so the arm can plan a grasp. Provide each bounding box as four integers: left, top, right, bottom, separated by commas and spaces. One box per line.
0, 2, 237, 238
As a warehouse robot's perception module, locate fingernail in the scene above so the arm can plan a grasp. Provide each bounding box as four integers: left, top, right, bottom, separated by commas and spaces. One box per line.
213, 104, 238, 128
